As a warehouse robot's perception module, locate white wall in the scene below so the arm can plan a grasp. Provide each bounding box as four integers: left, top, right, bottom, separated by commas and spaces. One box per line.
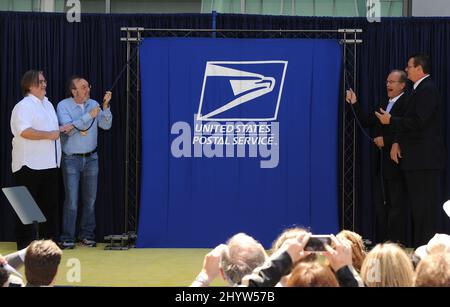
40, 0, 55, 12
413, 0, 450, 16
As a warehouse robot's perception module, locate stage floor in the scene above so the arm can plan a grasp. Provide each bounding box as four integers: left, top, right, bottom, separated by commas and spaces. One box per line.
0, 242, 227, 287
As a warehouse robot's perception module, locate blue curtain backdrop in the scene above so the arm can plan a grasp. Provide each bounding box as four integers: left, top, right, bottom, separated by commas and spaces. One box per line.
1, 12, 449, 244
137, 38, 341, 247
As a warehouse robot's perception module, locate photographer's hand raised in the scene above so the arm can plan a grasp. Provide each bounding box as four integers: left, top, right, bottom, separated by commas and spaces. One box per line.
279, 232, 312, 263
190, 244, 227, 287
323, 235, 352, 272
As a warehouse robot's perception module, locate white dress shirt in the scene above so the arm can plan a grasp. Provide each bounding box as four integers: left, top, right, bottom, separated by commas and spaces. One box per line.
10, 94, 61, 173
386, 92, 404, 113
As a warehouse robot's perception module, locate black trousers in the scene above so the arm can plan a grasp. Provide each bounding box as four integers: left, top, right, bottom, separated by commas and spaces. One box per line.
13, 166, 59, 250
404, 170, 441, 248
373, 174, 407, 246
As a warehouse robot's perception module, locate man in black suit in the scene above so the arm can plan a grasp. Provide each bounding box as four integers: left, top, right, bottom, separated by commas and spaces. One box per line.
346, 70, 408, 245
376, 54, 446, 247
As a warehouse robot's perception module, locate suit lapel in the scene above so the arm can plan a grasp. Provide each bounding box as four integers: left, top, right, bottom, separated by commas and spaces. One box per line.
404, 77, 430, 114
410, 76, 431, 97
389, 93, 406, 115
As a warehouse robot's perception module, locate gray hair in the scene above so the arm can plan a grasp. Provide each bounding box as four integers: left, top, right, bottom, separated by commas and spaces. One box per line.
390, 69, 408, 84
220, 233, 267, 285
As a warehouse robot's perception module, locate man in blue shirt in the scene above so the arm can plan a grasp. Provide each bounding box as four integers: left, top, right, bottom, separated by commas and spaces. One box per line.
57, 76, 112, 249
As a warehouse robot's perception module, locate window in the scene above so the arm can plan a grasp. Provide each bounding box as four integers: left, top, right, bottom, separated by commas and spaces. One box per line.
111, 0, 201, 14
55, 0, 202, 14
0, 0, 404, 16
201, 0, 404, 17
0, 0, 37, 12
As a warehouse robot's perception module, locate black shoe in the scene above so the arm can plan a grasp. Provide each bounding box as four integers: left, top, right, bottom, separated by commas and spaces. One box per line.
79, 238, 96, 247
58, 241, 75, 250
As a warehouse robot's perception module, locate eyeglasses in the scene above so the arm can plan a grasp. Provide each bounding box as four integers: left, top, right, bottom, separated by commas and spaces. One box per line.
386, 80, 402, 84
39, 79, 47, 85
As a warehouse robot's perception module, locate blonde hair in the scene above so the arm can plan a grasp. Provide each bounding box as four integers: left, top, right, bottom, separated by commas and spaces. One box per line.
271, 227, 307, 254
271, 227, 316, 263
360, 243, 414, 287
336, 230, 367, 272
415, 252, 450, 287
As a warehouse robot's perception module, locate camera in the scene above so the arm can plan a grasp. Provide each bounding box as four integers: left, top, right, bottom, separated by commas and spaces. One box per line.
304, 235, 332, 252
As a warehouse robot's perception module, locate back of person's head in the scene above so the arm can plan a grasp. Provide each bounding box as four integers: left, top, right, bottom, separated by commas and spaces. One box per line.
271, 227, 307, 253
415, 252, 450, 287
336, 230, 366, 272
25, 240, 62, 286
286, 262, 339, 287
360, 243, 414, 287
414, 233, 450, 262
0, 267, 9, 287
271, 227, 317, 263
220, 233, 267, 285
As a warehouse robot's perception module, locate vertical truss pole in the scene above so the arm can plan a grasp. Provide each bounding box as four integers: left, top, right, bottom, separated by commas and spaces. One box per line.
121, 27, 143, 236
340, 29, 362, 232
342, 30, 347, 230
135, 30, 142, 235
352, 30, 357, 231
125, 30, 131, 233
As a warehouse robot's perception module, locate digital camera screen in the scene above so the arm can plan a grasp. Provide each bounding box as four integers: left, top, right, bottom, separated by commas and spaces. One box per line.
304, 236, 331, 252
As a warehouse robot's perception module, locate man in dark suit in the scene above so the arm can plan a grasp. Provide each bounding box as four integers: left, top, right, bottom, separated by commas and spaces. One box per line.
376, 54, 446, 247
346, 70, 409, 245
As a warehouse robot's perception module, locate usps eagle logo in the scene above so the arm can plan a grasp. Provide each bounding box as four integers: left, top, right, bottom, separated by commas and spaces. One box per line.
197, 61, 288, 121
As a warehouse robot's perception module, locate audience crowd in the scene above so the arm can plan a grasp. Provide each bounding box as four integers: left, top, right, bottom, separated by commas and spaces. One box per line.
1, 230, 449, 287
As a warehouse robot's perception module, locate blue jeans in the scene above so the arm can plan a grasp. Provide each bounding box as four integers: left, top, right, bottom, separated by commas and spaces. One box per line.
60, 153, 99, 242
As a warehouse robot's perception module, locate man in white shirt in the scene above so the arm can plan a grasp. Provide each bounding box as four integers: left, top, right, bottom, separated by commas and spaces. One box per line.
10, 70, 61, 250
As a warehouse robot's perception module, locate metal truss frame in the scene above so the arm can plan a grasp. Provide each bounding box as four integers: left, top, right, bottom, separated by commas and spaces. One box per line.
120, 27, 362, 235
